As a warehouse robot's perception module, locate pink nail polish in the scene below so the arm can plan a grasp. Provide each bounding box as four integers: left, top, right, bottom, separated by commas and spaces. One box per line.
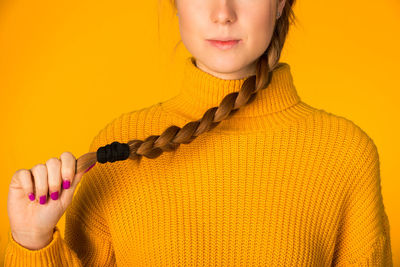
63, 180, 70, 189
39, 195, 46, 205
84, 163, 96, 173
50, 191, 59, 200
28, 193, 35, 201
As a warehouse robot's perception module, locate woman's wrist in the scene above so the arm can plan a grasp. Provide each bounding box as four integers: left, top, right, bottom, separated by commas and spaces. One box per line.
11, 229, 54, 250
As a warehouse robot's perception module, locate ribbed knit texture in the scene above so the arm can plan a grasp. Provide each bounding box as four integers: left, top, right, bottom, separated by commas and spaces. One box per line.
4, 56, 393, 266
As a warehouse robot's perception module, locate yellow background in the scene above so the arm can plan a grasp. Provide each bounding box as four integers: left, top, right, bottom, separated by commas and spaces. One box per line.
1, 0, 399, 264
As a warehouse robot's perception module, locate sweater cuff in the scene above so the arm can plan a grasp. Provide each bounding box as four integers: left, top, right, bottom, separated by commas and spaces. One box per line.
6, 226, 64, 264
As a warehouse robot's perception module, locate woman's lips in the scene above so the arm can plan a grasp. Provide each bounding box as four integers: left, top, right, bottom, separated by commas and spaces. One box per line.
207, 39, 241, 50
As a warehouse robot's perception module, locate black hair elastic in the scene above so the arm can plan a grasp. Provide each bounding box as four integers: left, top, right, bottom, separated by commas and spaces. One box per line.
96, 141, 130, 163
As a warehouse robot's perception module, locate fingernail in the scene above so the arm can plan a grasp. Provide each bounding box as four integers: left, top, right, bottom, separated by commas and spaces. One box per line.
84, 163, 96, 173
39, 195, 46, 205
63, 180, 70, 189
28, 193, 35, 201
50, 191, 59, 200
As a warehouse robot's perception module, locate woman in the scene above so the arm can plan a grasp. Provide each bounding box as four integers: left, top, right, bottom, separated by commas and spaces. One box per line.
5, 0, 393, 266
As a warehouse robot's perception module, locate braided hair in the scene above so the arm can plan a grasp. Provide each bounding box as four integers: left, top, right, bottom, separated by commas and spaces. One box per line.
75, 0, 297, 174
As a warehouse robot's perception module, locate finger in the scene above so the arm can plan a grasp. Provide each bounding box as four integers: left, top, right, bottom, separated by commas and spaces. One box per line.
46, 157, 62, 201
59, 169, 85, 207
60, 151, 76, 190
11, 169, 36, 202
30, 164, 49, 205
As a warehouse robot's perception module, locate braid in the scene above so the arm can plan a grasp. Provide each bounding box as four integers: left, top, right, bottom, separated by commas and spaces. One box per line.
129, 54, 270, 158
75, 0, 297, 174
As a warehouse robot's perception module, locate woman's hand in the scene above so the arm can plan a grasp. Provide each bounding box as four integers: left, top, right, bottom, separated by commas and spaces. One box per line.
7, 151, 87, 250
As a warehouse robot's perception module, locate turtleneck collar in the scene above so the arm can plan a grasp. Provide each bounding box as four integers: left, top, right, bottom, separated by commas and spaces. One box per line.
160, 56, 316, 132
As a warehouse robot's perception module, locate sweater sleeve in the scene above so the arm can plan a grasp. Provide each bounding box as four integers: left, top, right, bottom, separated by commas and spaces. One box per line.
332, 137, 393, 266
4, 141, 116, 266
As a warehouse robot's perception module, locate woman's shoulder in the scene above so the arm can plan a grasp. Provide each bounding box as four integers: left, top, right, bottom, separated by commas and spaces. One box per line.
81, 103, 163, 187
88, 102, 162, 153
309, 106, 379, 160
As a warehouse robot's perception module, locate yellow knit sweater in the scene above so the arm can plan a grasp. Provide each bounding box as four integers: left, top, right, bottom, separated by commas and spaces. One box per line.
5, 57, 393, 266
